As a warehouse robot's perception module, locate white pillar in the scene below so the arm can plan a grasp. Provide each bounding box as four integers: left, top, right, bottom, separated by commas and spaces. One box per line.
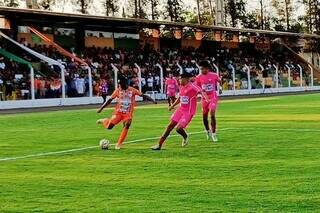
156, 63, 164, 93
177, 62, 183, 74
230, 64, 236, 91
87, 66, 93, 97
30, 66, 35, 100
59, 65, 66, 99
285, 64, 291, 88
259, 64, 265, 89
273, 64, 279, 88
195, 62, 201, 75
244, 64, 251, 90
308, 64, 314, 87
212, 62, 219, 76
134, 63, 142, 92
111, 63, 119, 89
297, 64, 303, 88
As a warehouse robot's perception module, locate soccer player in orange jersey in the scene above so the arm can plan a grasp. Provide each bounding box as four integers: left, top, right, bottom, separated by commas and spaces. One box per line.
97, 77, 156, 150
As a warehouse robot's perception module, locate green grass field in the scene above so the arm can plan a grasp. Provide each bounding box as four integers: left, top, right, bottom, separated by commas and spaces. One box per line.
1, 94, 320, 212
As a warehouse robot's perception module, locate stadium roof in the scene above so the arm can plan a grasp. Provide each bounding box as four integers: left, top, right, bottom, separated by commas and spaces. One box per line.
1, 7, 320, 39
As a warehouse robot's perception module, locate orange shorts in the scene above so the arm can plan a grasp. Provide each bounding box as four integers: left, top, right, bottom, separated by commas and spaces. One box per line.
103, 112, 132, 128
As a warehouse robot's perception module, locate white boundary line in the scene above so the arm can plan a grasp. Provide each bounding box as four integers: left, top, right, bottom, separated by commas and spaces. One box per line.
1, 127, 319, 162
0, 130, 208, 162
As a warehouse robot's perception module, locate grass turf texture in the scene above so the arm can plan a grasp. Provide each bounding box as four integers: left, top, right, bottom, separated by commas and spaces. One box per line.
0, 94, 320, 212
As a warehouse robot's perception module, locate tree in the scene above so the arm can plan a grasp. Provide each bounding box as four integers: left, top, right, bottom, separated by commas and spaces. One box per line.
241, 12, 260, 29
77, 0, 91, 14
166, 0, 184, 22
105, 0, 119, 16
39, 0, 54, 10
301, 0, 320, 33
225, 0, 246, 27
207, 0, 215, 25
3, 0, 19, 7
127, 0, 147, 18
259, 0, 264, 29
150, 0, 160, 20
196, 0, 201, 24
122, 7, 126, 17
194, 0, 214, 25
271, 0, 293, 30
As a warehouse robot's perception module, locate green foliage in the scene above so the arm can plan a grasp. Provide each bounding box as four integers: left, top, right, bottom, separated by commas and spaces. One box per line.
77, 0, 91, 14
241, 12, 260, 29
165, 0, 185, 22
105, 0, 119, 16
271, 0, 293, 30
301, 0, 320, 33
3, 0, 19, 7
150, 0, 160, 20
127, 0, 148, 18
39, 0, 54, 10
225, 0, 247, 27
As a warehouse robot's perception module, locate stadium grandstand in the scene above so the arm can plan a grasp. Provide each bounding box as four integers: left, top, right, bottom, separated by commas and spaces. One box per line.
0, 7, 320, 109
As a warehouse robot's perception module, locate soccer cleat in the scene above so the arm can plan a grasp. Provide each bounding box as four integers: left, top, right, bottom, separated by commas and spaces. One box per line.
96, 119, 104, 125
151, 144, 161, 150
115, 144, 121, 150
210, 133, 218, 143
206, 130, 212, 140
181, 138, 189, 147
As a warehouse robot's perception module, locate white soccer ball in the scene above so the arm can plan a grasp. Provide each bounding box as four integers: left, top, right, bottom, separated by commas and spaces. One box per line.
99, 139, 110, 150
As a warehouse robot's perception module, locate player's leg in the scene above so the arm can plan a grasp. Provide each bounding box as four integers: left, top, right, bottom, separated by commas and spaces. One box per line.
176, 113, 193, 147
210, 110, 218, 142
202, 100, 211, 140
97, 114, 121, 130
176, 127, 188, 147
209, 100, 218, 142
151, 120, 177, 150
171, 96, 176, 105
167, 95, 171, 106
115, 119, 132, 150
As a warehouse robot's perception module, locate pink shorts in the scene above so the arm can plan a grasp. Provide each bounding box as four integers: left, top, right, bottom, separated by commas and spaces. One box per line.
171, 108, 194, 128
167, 91, 176, 98
202, 98, 218, 114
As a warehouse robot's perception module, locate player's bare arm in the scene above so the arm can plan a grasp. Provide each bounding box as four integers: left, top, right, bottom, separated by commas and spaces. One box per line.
97, 98, 114, 113
218, 79, 223, 95
200, 91, 210, 103
141, 94, 157, 104
169, 97, 180, 111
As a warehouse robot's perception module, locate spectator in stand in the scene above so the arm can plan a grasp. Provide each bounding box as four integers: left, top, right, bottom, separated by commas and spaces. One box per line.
34, 76, 42, 99
154, 73, 160, 92
0, 57, 5, 71
99, 78, 109, 103
146, 73, 154, 91
141, 74, 146, 92
0, 79, 4, 101
74, 74, 85, 97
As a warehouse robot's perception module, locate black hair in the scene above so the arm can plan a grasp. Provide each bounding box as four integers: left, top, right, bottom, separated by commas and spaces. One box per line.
118, 77, 128, 90
199, 60, 211, 69
180, 72, 193, 78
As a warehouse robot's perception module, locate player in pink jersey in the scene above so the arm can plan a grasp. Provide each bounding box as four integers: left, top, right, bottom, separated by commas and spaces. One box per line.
196, 60, 222, 142
152, 72, 209, 150
165, 73, 179, 107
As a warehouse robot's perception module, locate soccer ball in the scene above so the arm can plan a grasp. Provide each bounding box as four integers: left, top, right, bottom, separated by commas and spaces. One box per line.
99, 139, 110, 150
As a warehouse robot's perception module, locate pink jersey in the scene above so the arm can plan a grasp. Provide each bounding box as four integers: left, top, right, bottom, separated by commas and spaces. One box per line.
178, 82, 201, 115
165, 78, 178, 92
196, 71, 220, 98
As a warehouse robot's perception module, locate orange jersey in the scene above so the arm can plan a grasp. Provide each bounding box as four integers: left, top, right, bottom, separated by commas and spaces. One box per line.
111, 87, 142, 115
